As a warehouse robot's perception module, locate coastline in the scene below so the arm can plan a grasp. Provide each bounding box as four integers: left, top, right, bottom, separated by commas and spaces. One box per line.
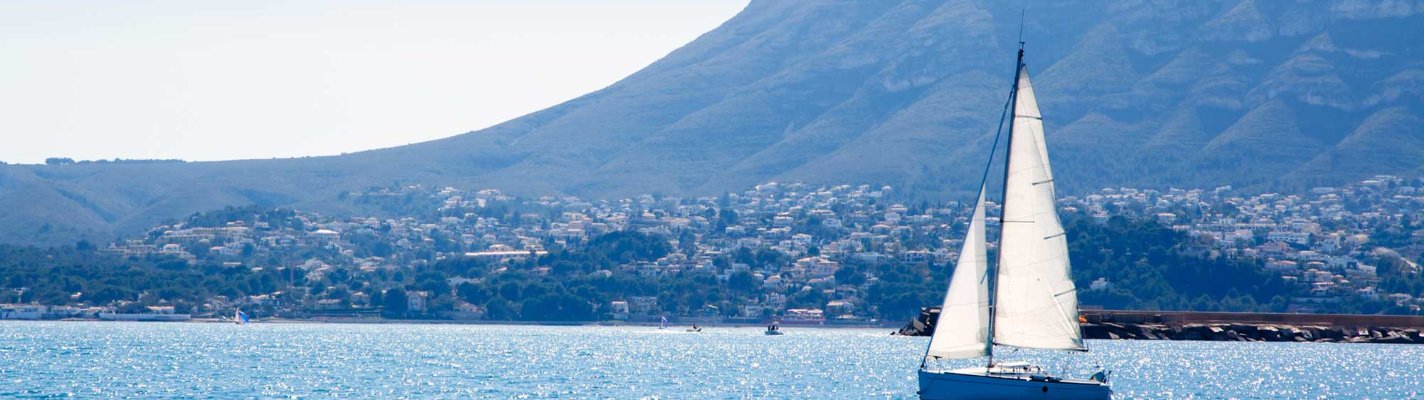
17, 309, 1424, 342
2, 317, 889, 329
8, 314, 1424, 344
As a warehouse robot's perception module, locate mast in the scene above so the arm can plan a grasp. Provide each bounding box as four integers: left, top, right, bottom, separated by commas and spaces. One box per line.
986, 42, 1025, 368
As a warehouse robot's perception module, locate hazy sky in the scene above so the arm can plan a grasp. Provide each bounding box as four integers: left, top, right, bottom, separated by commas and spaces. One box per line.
0, 0, 748, 164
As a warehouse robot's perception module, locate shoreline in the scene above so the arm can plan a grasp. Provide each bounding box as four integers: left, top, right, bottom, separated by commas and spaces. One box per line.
0, 317, 889, 329
8, 315, 1424, 343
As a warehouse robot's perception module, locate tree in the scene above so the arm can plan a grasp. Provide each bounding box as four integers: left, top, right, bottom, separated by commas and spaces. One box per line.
521, 293, 593, 321
718, 208, 739, 227
485, 298, 515, 320
728, 271, 759, 293
498, 282, 522, 300
383, 288, 409, 316
457, 282, 491, 304
834, 265, 864, 285
369, 290, 384, 308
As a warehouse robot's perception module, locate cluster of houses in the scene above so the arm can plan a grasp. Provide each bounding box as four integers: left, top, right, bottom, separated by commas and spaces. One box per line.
1062, 175, 1424, 312
69, 175, 1424, 320
87, 182, 982, 322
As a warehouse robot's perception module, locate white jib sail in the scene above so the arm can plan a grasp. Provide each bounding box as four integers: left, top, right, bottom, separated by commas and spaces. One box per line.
926, 189, 991, 359
992, 68, 1085, 351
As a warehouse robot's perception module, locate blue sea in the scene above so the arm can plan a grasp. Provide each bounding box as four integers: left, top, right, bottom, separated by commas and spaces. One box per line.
1, 322, 1419, 399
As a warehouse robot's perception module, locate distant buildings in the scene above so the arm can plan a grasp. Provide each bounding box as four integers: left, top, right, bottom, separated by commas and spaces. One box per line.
1062, 175, 1424, 311
65, 175, 1424, 319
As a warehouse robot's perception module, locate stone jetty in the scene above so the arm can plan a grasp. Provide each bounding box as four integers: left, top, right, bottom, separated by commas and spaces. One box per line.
896, 307, 1424, 344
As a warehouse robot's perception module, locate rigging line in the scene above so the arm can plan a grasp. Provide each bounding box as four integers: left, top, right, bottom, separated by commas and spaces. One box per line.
974, 81, 1016, 192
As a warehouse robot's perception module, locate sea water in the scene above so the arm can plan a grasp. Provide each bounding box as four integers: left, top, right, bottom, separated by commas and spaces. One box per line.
1, 322, 1419, 398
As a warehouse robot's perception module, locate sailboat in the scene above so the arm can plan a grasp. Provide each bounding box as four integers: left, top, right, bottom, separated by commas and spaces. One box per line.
234, 309, 250, 325
917, 45, 1111, 399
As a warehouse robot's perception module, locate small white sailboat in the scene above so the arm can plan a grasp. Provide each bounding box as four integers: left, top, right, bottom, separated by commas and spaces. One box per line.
917, 45, 1110, 399
234, 309, 250, 325
660, 315, 669, 330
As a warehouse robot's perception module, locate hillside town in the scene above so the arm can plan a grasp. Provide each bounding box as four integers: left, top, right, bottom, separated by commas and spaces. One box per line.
1064, 175, 1424, 312
7, 176, 1423, 322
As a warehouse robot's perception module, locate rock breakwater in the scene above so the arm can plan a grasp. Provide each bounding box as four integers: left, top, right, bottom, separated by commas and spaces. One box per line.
896, 307, 1424, 344
1080, 322, 1423, 343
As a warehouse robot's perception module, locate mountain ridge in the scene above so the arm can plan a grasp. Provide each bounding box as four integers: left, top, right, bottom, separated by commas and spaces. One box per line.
4, 0, 1424, 245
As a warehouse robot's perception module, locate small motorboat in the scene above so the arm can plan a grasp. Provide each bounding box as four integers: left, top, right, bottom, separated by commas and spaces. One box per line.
686, 324, 702, 333
764, 323, 783, 335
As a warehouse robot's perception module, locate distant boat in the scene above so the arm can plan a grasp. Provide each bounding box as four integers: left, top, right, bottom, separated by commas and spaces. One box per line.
764, 323, 783, 335
235, 309, 250, 325
660, 316, 669, 329
686, 324, 702, 333
917, 44, 1110, 399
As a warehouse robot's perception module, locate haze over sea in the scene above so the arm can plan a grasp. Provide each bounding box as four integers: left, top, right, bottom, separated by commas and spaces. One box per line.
1, 322, 1419, 399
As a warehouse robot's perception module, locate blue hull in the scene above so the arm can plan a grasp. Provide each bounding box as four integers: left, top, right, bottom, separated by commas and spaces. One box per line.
918, 369, 1111, 400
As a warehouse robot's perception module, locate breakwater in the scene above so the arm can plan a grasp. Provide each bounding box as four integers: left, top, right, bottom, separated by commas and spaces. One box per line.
897, 308, 1424, 344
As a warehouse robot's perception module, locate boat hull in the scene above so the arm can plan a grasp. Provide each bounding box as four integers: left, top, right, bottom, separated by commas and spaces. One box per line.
918, 369, 1110, 400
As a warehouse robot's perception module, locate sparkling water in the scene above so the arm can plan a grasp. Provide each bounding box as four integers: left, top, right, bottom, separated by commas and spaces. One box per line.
1, 322, 1419, 398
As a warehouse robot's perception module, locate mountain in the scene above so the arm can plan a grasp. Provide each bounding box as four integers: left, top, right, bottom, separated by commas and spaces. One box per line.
4, 0, 1424, 245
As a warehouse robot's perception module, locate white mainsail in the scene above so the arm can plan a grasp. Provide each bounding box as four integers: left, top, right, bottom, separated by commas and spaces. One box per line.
991, 67, 1085, 351
926, 190, 991, 359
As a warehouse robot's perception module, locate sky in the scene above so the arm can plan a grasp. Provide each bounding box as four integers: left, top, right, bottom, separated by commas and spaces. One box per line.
0, 0, 748, 164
